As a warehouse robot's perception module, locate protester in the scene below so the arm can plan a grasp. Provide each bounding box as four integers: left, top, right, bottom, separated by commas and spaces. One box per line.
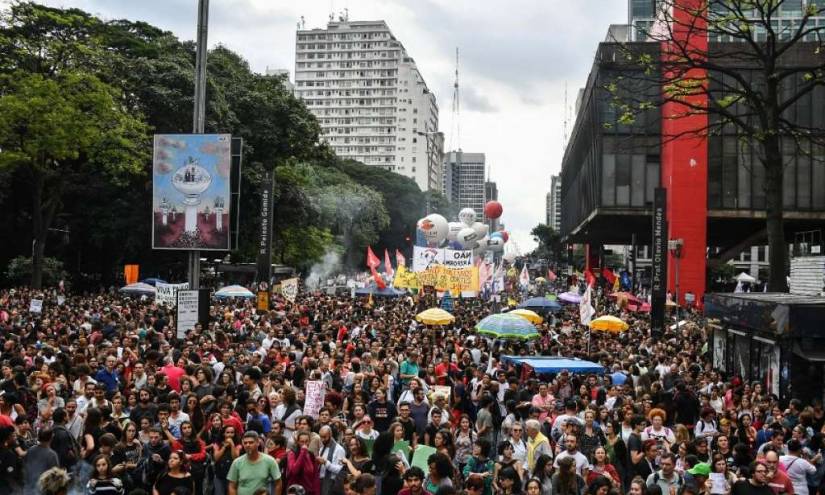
0, 280, 817, 495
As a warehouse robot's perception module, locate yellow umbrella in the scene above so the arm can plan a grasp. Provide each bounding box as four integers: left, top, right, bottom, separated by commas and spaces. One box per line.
535, 277, 547, 283
415, 308, 455, 325
510, 309, 544, 324
588, 315, 629, 333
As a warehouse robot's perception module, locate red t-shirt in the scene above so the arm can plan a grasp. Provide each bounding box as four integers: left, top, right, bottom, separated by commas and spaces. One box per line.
161, 364, 186, 392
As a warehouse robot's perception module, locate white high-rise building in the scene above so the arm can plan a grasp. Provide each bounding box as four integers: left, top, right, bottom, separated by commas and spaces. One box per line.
294, 20, 443, 192
548, 175, 562, 232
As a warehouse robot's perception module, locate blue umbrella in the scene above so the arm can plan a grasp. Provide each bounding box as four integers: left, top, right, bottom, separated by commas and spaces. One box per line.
518, 297, 562, 313
476, 313, 539, 341
141, 278, 167, 287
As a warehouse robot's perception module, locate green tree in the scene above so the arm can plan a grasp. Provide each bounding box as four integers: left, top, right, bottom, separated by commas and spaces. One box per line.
0, 71, 147, 288
530, 223, 563, 263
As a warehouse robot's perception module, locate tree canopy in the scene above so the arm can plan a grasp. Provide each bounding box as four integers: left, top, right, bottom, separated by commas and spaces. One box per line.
0, 2, 440, 286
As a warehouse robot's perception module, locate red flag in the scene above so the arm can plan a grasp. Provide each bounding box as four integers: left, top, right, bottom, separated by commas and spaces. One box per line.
547, 269, 557, 282
366, 246, 381, 270
584, 269, 597, 287
601, 266, 617, 285
395, 249, 406, 269
384, 249, 394, 278
366, 246, 386, 289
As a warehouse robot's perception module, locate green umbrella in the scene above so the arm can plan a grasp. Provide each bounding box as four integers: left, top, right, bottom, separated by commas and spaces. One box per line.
476, 313, 540, 341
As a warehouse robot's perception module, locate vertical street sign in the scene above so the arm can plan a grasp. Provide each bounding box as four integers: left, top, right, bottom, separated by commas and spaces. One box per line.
651, 187, 668, 337
257, 170, 274, 288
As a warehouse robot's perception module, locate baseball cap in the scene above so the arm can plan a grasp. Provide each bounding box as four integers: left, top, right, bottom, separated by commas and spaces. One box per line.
688, 463, 711, 476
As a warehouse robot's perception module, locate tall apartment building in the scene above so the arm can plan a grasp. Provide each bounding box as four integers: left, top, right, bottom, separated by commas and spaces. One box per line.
548, 175, 562, 232
294, 20, 443, 192
443, 151, 486, 215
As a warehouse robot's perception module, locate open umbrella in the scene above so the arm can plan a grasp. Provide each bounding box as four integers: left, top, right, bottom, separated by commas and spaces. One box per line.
476, 313, 539, 341
416, 308, 455, 326
518, 297, 562, 314
535, 277, 547, 283
608, 291, 643, 304
140, 278, 167, 287
119, 282, 157, 297
588, 315, 629, 333
559, 291, 581, 304
509, 309, 544, 324
214, 285, 255, 299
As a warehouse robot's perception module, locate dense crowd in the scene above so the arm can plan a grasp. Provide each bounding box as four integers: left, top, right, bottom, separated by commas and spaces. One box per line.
0, 284, 822, 495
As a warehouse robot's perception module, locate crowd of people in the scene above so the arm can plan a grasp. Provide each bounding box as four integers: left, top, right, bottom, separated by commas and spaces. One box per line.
0, 282, 822, 495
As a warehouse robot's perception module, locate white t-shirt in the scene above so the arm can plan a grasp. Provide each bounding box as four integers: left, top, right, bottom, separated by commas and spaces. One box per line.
779, 455, 817, 495
554, 450, 590, 476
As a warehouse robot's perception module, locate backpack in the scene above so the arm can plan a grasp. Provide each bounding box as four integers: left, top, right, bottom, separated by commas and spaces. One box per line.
54, 426, 81, 466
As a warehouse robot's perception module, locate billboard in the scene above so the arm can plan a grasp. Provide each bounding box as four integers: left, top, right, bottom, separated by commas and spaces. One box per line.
412, 246, 473, 272
152, 134, 232, 250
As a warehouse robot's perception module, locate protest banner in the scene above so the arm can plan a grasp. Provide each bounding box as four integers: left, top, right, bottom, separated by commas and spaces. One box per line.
411, 445, 437, 471
156, 282, 189, 307
394, 266, 479, 292
412, 246, 472, 272
281, 278, 299, 302
29, 299, 43, 314
303, 380, 325, 418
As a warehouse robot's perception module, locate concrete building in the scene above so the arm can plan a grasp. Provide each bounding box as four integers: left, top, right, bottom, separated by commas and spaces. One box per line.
265, 68, 294, 92
293, 20, 443, 192
443, 151, 486, 215
628, 0, 825, 42
548, 175, 562, 232
485, 180, 499, 231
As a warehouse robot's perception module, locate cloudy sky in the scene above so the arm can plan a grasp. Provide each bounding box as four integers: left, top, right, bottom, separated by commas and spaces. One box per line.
35, 0, 627, 252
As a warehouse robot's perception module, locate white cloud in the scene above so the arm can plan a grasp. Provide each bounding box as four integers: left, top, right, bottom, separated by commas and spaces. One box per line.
33, 0, 627, 252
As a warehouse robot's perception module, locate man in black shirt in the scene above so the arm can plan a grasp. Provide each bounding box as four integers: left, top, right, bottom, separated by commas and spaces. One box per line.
731, 461, 775, 495
0, 425, 22, 495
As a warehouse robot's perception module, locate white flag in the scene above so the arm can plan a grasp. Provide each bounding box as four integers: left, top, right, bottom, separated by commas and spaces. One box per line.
580, 285, 595, 326
519, 264, 530, 288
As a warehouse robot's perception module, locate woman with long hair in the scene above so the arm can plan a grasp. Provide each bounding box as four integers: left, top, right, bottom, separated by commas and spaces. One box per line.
183, 394, 205, 433
532, 453, 554, 494
379, 454, 405, 495
494, 441, 524, 493
551, 456, 585, 495
171, 421, 206, 495
453, 414, 475, 473
709, 453, 736, 494
81, 408, 104, 462
587, 476, 613, 495
628, 476, 648, 495
87, 454, 124, 495
433, 429, 455, 460
112, 421, 142, 490
211, 424, 240, 495
138, 416, 153, 444
525, 477, 544, 495
153, 450, 195, 495
498, 465, 524, 495
588, 446, 621, 490
342, 436, 374, 477
604, 420, 628, 486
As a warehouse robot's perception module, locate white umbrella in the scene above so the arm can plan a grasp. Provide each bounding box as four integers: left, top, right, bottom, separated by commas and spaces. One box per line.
735, 272, 757, 283
119, 282, 157, 297
214, 285, 255, 299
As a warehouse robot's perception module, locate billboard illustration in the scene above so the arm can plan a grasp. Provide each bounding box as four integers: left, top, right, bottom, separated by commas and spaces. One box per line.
152, 134, 231, 250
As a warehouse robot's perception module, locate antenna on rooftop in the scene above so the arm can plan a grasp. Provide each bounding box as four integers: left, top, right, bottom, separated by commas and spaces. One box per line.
563, 81, 569, 150
449, 47, 461, 151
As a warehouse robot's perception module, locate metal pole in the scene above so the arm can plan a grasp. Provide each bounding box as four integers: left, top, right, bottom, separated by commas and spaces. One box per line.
189, 0, 209, 289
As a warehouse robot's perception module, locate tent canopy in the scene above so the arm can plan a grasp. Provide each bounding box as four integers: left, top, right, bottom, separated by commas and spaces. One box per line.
354, 285, 406, 297
501, 355, 605, 375
735, 272, 757, 283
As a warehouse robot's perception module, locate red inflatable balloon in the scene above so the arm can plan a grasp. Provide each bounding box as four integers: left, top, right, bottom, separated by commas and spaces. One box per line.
500, 231, 509, 242
484, 201, 503, 219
